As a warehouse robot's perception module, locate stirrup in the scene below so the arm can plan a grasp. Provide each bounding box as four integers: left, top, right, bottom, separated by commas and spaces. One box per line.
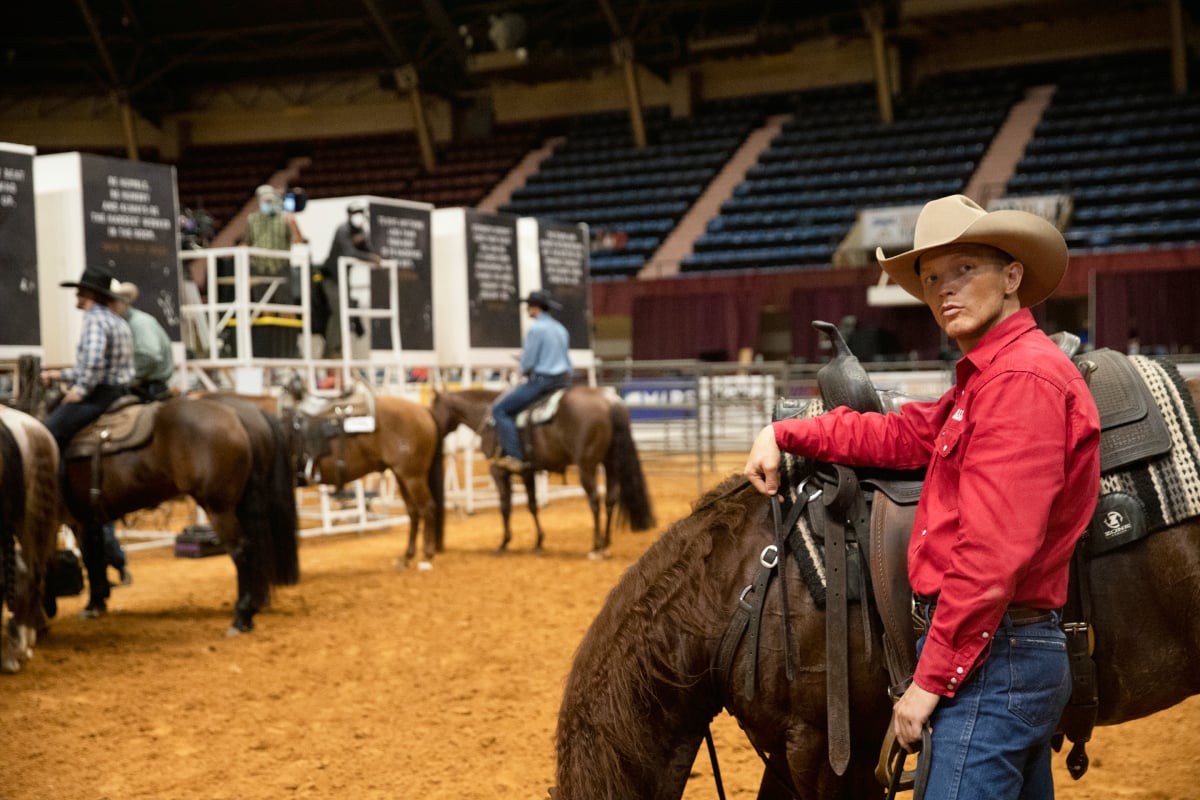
877, 724, 931, 799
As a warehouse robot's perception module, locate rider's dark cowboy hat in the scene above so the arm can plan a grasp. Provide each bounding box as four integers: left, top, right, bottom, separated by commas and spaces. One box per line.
876, 194, 1068, 308
521, 289, 562, 311
59, 264, 120, 301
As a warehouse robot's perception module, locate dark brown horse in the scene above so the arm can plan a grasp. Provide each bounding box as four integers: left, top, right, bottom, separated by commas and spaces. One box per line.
0, 406, 60, 673
280, 387, 445, 569
554, 378, 1200, 799
430, 388, 656, 558
58, 395, 299, 635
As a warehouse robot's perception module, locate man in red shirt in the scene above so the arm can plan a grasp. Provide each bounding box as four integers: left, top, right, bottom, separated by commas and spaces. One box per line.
745, 195, 1100, 798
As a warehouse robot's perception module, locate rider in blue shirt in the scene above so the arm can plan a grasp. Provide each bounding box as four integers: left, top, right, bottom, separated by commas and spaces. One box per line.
491, 290, 572, 472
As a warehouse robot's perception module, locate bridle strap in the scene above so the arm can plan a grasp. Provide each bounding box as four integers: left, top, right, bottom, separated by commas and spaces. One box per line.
704, 727, 727, 800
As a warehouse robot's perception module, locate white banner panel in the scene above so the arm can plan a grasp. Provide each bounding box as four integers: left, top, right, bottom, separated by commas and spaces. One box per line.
859, 203, 924, 250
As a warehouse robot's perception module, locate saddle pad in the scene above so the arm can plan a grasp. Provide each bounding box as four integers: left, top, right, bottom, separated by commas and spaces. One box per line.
1093, 356, 1200, 539
343, 416, 375, 434
1081, 349, 1172, 473
516, 388, 566, 427
299, 380, 376, 421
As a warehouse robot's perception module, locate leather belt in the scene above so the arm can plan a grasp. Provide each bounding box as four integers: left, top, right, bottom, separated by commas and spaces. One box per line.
912, 595, 1053, 635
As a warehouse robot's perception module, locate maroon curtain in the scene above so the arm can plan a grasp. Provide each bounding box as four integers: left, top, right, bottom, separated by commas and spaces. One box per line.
631, 291, 758, 360
1094, 269, 1200, 354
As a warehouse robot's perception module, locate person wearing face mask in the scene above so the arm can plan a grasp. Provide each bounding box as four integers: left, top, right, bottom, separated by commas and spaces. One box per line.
318, 199, 382, 359
244, 184, 305, 306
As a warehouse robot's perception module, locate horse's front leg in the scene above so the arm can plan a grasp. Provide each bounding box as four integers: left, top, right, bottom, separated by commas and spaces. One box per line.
493, 468, 515, 553
403, 513, 421, 568
3, 560, 39, 673
522, 469, 545, 553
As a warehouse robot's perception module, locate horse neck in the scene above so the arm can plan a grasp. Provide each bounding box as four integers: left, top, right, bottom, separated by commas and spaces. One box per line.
556, 516, 736, 796
452, 393, 494, 431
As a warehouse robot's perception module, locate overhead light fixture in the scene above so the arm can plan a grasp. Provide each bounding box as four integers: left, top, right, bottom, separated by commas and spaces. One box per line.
466, 48, 529, 74
687, 31, 757, 54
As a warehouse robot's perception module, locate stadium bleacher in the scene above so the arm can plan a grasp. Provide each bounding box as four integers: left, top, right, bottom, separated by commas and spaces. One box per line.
166, 49, 1200, 285
1006, 51, 1200, 250
501, 99, 776, 278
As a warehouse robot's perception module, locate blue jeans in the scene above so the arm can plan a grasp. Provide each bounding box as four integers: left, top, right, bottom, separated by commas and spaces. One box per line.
491, 374, 569, 460
916, 611, 1070, 800
104, 523, 127, 572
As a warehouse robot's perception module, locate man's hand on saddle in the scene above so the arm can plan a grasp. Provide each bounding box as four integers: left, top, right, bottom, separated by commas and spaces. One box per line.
41, 370, 82, 404
892, 682, 940, 752
744, 424, 782, 496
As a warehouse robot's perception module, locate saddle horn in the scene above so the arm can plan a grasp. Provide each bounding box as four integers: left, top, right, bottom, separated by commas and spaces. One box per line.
812, 320, 883, 414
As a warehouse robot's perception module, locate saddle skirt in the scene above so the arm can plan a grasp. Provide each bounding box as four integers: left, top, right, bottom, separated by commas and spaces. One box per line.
1081, 348, 1171, 474
65, 396, 159, 460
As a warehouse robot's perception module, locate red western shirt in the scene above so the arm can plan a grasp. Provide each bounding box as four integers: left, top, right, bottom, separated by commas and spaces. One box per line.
773, 309, 1100, 696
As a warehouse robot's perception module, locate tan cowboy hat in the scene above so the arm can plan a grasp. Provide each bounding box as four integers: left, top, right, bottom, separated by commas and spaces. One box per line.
875, 195, 1068, 308
114, 281, 139, 304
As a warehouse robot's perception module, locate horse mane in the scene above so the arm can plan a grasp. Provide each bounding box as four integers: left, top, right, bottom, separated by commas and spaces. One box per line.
432, 388, 498, 436
555, 475, 756, 797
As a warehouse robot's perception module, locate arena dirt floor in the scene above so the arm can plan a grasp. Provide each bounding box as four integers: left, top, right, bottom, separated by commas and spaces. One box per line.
4, 455, 1199, 799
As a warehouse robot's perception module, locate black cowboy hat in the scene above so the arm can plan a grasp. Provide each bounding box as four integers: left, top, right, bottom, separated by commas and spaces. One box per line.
521, 289, 562, 311
59, 264, 119, 301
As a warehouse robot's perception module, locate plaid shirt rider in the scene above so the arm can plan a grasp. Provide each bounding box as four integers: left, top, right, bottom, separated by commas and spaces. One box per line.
62, 303, 135, 396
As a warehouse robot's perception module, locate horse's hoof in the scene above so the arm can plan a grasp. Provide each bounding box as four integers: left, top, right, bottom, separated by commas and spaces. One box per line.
78, 605, 106, 620
417, 561, 433, 572
1, 656, 20, 674
224, 626, 244, 638
587, 549, 611, 561
531, 546, 544, 555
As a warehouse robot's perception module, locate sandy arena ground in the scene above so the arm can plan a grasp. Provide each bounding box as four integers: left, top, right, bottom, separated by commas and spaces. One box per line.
4, 456, 1199, 799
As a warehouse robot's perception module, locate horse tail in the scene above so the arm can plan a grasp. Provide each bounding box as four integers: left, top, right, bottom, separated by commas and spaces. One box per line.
231, 405, 299, 596
0, 420, 26, 612
606, 401, 656, 532
427, 410, 446, 553
260, 409, 300, 586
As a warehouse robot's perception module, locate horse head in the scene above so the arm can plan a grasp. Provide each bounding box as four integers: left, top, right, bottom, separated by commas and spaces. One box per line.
280, 370, 306, 403
276, 405, 313, 486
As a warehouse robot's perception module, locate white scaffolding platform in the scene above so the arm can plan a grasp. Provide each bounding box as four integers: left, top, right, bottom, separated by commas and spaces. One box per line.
178, 245, 433, 538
